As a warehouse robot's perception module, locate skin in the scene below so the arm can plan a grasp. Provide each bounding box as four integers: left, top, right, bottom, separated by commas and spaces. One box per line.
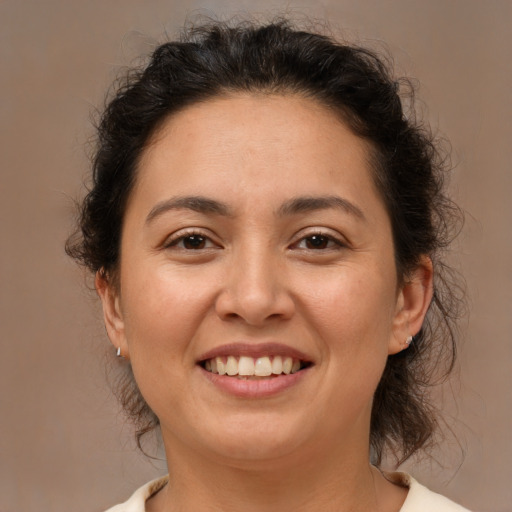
97, 93, 433, 512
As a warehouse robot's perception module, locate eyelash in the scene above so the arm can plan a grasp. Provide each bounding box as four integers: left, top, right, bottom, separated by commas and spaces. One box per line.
291, 232, 346, 251
164, 230, 345, 252
164, 230, 218, 250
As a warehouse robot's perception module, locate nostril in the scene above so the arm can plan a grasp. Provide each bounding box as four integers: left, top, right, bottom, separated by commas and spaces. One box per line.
213, 267, 296, 326
215, 292, 295, 326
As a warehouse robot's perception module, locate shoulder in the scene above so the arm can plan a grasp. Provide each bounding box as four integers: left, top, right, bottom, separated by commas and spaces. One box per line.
103, 472, 472, 512
388, 472, 472, 512
103, 476, 169, 512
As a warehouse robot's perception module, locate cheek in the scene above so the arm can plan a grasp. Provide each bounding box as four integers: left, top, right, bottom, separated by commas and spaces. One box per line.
120, 266, 216, 363
301, 266, 396, 390
120, 269, 218, 417
301, 265, 397, 339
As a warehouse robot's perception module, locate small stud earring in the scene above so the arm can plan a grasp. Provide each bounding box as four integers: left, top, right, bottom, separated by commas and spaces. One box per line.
405, 335, 413, 346
116, 347, 122, 357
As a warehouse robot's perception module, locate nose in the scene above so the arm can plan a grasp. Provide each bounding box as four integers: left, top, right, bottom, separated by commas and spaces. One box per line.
214, 245, 295, 326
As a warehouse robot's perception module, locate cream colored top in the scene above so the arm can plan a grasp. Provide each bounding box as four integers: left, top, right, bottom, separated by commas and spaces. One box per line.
104, 472, 471, 511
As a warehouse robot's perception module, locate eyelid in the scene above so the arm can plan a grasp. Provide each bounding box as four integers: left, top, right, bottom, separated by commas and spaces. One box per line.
162, 228, 221, 249
289, 228, 349, 250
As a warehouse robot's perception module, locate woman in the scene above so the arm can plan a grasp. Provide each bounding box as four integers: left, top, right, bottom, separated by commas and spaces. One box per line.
67, 19, 470, 512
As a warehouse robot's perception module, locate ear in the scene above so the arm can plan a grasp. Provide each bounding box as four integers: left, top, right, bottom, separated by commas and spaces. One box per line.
95, 271, 130, 360
388, 256, 434, 355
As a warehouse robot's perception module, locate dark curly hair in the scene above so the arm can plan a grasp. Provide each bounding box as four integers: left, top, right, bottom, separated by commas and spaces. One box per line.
66, 18, 464, 465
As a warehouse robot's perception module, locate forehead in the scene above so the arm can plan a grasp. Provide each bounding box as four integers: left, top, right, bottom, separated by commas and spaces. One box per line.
132, 93, 384, 220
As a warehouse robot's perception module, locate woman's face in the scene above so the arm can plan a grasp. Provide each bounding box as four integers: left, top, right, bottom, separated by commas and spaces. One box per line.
99, 94, 429, 464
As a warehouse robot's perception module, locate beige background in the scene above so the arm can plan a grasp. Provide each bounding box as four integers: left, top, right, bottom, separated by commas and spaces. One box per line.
1, 1, 511, 511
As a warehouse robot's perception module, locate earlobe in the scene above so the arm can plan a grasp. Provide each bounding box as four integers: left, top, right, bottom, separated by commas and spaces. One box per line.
389, 257, 434, 355
95, 271, 130, 360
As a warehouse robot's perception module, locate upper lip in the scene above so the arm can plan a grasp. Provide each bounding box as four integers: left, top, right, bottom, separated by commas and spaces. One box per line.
197, 342, 313, 363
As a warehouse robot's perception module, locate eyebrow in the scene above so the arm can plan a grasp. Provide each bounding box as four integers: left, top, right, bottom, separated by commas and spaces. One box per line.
145, 194, 366, 225
145, 196, 232, 224
277, 195, 366, 221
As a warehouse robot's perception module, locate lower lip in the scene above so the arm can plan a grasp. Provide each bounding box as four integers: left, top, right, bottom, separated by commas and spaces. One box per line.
199, 367, 310, 398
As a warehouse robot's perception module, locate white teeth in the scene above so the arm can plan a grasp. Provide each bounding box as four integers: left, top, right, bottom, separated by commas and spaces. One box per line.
215, 357, 225, 375
205, 355, 306, 377
271, 355, 283, 374
226, 356, 238, 376
238, 356, 255, 375
254, 356, 272, 376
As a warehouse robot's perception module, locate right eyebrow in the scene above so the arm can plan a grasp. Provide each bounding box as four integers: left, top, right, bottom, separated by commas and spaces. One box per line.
145, 196, 233, 225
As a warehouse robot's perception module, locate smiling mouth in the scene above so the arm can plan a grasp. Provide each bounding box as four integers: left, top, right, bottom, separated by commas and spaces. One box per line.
200, 355, 312, 379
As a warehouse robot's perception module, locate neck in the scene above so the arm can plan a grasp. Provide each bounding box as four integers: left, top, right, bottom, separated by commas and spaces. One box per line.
148, 432, 404, 512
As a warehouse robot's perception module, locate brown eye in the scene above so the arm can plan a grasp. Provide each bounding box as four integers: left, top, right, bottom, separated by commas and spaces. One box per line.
167, 233, 216, 250
292, 232, 345, 251
181, 235, 207, 249
304, 235, 331, 249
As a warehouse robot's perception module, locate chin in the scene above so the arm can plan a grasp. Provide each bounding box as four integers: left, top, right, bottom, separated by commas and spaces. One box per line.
197, 412, 312, 463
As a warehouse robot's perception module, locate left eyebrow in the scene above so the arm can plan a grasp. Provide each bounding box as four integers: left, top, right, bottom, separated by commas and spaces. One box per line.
145, 195, 233, 225
277, 195, 366, 222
